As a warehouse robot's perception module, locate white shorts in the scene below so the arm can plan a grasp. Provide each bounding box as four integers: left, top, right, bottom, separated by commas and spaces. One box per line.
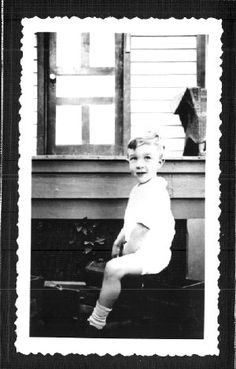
123, 243, 172, 275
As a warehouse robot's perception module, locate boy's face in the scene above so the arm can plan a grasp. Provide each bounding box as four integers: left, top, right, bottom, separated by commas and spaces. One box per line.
128, 144, 163, 184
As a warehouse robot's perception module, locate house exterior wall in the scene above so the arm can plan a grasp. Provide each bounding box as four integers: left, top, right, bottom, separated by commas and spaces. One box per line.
31, 33, 206, 281
32, 34, 200, 157
130, 35, 198, 157
32, 157, 205, 280
32, 157, 205, 219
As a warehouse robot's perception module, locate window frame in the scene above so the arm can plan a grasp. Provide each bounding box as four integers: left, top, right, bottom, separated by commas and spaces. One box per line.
37, 32, 130, 156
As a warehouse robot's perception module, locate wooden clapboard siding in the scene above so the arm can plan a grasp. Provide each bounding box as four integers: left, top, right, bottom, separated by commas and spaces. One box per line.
32, 157, 204, 173
131, 75, 196, 88
164, 139, 185, 151
131, 101, 175, 113
32, 199, 204, 220
32, 158, 205, 219
131, 62, 196, 75
131, 112, 181, 125
130, 35, 199, 158
130, 50, 197, 62
32, 173, 203, 199
130, 36, 197, 49
131, 87, 185, 100
152, 126, 184, 138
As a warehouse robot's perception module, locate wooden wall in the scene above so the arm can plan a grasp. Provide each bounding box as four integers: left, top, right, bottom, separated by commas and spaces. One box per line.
31, 34, 206, 281
32, 157, 205, 220
130, 35, 198, 157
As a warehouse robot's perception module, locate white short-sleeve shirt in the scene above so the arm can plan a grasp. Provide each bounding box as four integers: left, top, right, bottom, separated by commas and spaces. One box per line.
123, 176, 175, 274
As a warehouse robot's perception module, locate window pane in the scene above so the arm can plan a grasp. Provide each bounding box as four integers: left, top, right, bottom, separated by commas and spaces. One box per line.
90, 33, 115, 67
89, 105, 115, 144
56, 76, 115, 98
56, 32, 81, 72
56, 105, 82, 145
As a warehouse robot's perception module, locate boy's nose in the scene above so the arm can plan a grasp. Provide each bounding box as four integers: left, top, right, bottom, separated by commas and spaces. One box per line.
136, 159, 144, 168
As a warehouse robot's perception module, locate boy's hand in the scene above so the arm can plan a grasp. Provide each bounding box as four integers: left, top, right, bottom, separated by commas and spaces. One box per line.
111, 242, 121, 258
123, 223, 149, 255
111, 228, 125, 258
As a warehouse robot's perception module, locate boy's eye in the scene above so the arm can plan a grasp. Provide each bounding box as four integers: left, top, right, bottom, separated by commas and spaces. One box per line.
144, 155, 151, 160
129, 156, 137, 161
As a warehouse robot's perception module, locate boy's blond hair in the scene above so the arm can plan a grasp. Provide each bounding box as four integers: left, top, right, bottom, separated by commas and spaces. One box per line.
127, 131, 165, 160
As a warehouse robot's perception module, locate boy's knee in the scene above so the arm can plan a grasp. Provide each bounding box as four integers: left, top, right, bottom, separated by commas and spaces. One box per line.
104, 259, 123, 280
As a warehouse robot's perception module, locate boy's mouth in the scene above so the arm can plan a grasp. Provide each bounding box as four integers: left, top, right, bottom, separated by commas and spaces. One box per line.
136, 171, 147, 176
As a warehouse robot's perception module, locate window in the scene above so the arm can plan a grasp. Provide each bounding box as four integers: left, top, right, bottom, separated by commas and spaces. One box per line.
37, 32, 130, 155
37, 32, 206, 157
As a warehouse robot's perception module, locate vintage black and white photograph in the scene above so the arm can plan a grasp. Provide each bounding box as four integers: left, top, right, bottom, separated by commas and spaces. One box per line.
16, 17, 222, 356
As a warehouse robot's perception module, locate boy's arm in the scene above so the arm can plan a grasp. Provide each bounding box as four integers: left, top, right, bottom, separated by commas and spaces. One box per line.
123, 223, 149, 255
111, 228, 126, 258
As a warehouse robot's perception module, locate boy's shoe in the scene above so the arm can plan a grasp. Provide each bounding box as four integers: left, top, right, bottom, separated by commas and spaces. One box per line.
83, 320, 132, 338
84, 322, 103, 338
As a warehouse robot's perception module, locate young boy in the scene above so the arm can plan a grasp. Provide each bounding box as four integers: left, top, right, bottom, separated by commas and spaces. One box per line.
87, 132, 175, 334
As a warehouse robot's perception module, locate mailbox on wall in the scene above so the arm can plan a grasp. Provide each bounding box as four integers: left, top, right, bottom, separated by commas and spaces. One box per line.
174, 87, 207, 156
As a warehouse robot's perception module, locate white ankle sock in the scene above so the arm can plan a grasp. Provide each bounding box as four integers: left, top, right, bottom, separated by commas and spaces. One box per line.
88, 301, 112, 330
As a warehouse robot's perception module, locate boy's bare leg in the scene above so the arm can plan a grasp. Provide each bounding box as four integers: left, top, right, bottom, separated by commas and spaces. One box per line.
88, 254, 142, 329
99, 254, 142, 308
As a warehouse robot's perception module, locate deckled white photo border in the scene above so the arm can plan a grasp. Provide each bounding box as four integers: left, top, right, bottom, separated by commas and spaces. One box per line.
17, 17, 222, 356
